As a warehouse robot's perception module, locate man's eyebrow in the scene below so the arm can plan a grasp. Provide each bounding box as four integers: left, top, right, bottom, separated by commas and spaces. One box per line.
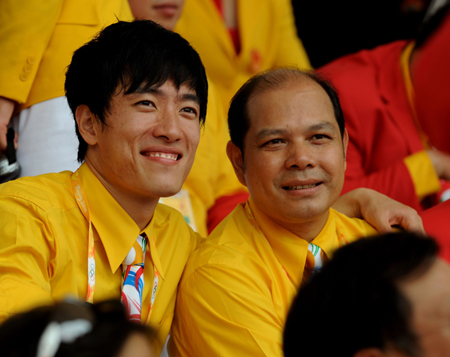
256, 128, 289, 140
180, 93, 200, 105
133, 86, 161, 95
307, 122, 337, 132
131, 86, 199, 104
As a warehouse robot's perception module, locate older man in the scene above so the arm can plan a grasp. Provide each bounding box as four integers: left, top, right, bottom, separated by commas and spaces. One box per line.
284, 232, 450, 357
169, 68, 386, 357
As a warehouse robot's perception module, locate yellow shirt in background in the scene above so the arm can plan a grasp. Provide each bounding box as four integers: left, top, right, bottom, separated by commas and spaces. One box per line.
0, 163, 201, 353
175, 0, 311, 111
169, 198, 377, 357
0, 0, 133, 109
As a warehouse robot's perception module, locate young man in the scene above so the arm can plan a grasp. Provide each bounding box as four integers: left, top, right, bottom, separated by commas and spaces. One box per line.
0, 20, 207, 353
284, 232, 450, 357
169, 69, 405, 356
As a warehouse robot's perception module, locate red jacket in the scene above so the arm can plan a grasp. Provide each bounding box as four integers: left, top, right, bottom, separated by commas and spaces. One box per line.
319, 41, 426, 211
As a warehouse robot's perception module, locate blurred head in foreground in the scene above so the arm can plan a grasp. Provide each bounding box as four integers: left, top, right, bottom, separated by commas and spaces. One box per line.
0, 299, 156, 357
284, 232, 450, 357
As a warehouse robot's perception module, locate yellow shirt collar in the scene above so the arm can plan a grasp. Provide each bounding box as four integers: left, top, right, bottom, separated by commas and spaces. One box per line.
78, 163, 163, 276
247, 197, 338, 288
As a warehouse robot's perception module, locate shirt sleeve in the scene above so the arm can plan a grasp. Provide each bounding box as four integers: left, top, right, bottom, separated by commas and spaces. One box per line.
169, 263, 284, 357
0, 195, 55, 322
0, 0, 63, 103
342, 131, 428, 210
404, 150, 441, 200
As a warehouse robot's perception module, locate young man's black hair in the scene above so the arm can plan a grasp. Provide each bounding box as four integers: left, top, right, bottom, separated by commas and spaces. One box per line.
65, 19, 208, 162
283, 232, 439, 357
227, 67, 345, 153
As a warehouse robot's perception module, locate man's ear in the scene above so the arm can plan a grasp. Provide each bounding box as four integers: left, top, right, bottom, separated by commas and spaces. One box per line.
226, 141, 247, 187
75, 104, 99, 146
343, 128, 349, 170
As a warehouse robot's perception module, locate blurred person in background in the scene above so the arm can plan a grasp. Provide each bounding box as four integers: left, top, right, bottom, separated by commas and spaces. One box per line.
294, 0, 432, 68
0, 300, 157, 357
284, 232, 450, 357
318, 2, 450, 213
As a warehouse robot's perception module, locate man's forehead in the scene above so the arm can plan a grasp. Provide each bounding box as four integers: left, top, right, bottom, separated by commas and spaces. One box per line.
135, 80, 197, 95
247, 80, 336, 128
255, 122, 337, 139
118, 80, 199, 102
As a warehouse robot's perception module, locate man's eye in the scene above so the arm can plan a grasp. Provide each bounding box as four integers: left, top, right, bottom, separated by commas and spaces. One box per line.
311, 134, 330, 140
181, 107, 198, 115
264, 139, 283, 146
136, 100, 155, 107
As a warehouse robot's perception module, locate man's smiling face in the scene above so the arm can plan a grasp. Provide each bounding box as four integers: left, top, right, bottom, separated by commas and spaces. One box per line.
86, 80, 200, 204
233, 78, 348, 234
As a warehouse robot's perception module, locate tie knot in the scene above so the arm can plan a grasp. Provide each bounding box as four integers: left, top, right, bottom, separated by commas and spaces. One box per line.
123, 234, 147, 266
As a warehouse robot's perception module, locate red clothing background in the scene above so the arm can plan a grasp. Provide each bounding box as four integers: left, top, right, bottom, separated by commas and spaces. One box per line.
319, 41, 426, 211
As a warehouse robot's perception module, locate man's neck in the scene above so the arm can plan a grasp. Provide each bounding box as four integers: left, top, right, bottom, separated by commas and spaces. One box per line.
280, 212, 330, 243
250, 199, 330, 243
84, 159, 158, 231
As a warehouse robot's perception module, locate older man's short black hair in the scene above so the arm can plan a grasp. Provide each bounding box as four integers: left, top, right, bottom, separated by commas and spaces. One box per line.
227, 67, 345, 153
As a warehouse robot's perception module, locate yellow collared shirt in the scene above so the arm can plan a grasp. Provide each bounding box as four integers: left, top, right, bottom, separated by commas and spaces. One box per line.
0, 163, 202, 353
169, 199, 377, 357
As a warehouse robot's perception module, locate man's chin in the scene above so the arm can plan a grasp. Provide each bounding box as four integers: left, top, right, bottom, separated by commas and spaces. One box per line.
155, 183, 184, 199
281, 203, 330, 223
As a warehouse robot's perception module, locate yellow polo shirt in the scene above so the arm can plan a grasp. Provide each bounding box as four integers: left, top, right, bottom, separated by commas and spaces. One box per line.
0, 163, 202, 353
169, 198, 377, 357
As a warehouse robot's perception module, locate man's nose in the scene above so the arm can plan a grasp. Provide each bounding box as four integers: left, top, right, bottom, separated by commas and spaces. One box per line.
153, 109, 182, 142
285, 142, 317, 170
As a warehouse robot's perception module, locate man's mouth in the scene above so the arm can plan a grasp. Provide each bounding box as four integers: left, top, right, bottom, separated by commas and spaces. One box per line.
153, 4, 178, 16
142, 152, 180, 161
283, 183, 322, 190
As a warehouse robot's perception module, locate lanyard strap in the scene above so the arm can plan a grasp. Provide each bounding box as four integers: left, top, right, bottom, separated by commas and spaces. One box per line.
147, 237, 160, 322
70, 169, 160, 321
71, 170, 96, 303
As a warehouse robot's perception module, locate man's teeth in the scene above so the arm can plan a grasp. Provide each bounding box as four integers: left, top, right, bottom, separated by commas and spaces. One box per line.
149, 152, 178, 160
286, 184, 319, 190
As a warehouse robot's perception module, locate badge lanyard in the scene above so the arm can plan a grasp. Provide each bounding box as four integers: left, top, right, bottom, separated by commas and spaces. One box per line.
70, 169, 160, 319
